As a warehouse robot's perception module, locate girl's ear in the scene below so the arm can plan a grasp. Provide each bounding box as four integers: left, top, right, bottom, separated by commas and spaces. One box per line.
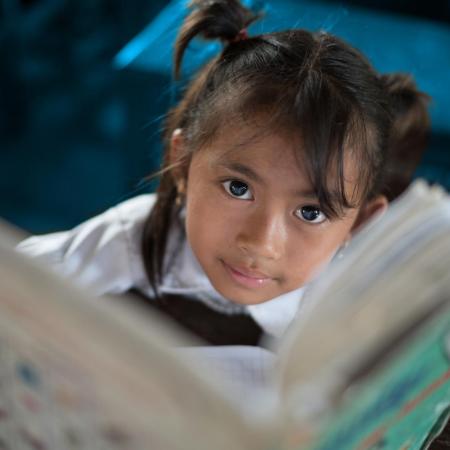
169, 128, 184, 166
169, 128, 189, 192
349, 194, 388, 237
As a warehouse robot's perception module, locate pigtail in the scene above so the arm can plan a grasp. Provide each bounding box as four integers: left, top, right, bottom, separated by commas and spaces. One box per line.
174, 0, 260, 78
380, 73, 430, 200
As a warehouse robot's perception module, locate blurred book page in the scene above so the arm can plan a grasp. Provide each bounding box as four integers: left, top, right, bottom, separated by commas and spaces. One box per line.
277, 181, 450, 394
0, 233, 270, 450
273, 180, 450, 449
177, 346, 279, 419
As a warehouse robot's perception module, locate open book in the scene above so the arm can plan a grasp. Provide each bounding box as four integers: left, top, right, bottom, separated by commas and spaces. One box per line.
1, 180, 450, 450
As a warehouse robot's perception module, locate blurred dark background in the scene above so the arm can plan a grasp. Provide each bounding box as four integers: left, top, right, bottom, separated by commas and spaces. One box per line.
1, 0, 449, 234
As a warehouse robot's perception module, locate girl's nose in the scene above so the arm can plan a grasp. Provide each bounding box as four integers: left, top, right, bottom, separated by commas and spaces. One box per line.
235, 208, 285, 261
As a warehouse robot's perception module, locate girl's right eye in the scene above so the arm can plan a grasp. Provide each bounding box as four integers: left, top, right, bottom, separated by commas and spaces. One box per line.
222, 180, 253, 200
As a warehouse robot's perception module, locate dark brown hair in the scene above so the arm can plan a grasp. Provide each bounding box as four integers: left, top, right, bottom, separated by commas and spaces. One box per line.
141, 0, 424, 296
379, 73, 430, 201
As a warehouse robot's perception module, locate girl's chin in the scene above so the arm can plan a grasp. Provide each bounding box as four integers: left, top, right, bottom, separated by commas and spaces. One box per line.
212, 281, 281, 306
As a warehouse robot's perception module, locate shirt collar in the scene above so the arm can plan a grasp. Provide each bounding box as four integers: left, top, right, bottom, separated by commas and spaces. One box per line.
246, 287, 304, 337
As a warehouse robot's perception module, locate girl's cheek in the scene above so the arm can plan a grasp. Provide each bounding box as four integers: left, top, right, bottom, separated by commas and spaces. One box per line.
290, 227, 344, 263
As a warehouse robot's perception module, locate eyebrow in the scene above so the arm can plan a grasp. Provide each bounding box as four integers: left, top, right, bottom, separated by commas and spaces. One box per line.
217, 162, 263, 183
215, 161, 319, 200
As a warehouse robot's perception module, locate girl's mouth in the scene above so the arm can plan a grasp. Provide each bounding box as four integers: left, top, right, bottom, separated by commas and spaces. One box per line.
221, 260, 273, 289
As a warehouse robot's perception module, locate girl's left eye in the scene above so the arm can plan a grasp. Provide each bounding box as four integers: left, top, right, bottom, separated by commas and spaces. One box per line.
222, 180, 253, 200
295, 205, 327, 224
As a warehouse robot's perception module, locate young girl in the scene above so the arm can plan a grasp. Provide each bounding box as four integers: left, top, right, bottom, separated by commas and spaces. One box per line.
18, 0, 430, 344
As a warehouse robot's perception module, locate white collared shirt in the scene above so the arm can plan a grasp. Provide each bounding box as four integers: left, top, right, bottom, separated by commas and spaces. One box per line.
17, 194, 305, 337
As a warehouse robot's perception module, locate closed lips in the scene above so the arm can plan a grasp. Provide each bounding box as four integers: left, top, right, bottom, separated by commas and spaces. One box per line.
226, 263, 271, 280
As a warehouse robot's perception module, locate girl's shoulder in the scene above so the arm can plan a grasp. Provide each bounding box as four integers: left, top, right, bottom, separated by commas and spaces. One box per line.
113, 193, 157, 226
17, 194, 158, 296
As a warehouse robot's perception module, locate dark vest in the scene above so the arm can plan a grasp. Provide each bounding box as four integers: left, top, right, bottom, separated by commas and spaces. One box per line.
126, 289, 265, 346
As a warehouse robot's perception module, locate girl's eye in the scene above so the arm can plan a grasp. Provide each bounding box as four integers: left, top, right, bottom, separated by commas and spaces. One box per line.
295, 205, 327, 224
222, 180, 253, 200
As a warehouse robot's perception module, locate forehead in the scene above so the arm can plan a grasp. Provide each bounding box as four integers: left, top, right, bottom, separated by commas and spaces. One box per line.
200, 125, 307, 177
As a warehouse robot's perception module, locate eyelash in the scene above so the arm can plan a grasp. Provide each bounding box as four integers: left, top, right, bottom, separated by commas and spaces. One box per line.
221, 179, 328, 224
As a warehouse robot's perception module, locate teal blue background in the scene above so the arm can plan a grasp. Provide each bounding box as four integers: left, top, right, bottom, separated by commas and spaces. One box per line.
1, 0, 449, 234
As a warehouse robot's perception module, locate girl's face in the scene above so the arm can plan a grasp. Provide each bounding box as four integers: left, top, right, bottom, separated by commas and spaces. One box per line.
180, 126, 376, 305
